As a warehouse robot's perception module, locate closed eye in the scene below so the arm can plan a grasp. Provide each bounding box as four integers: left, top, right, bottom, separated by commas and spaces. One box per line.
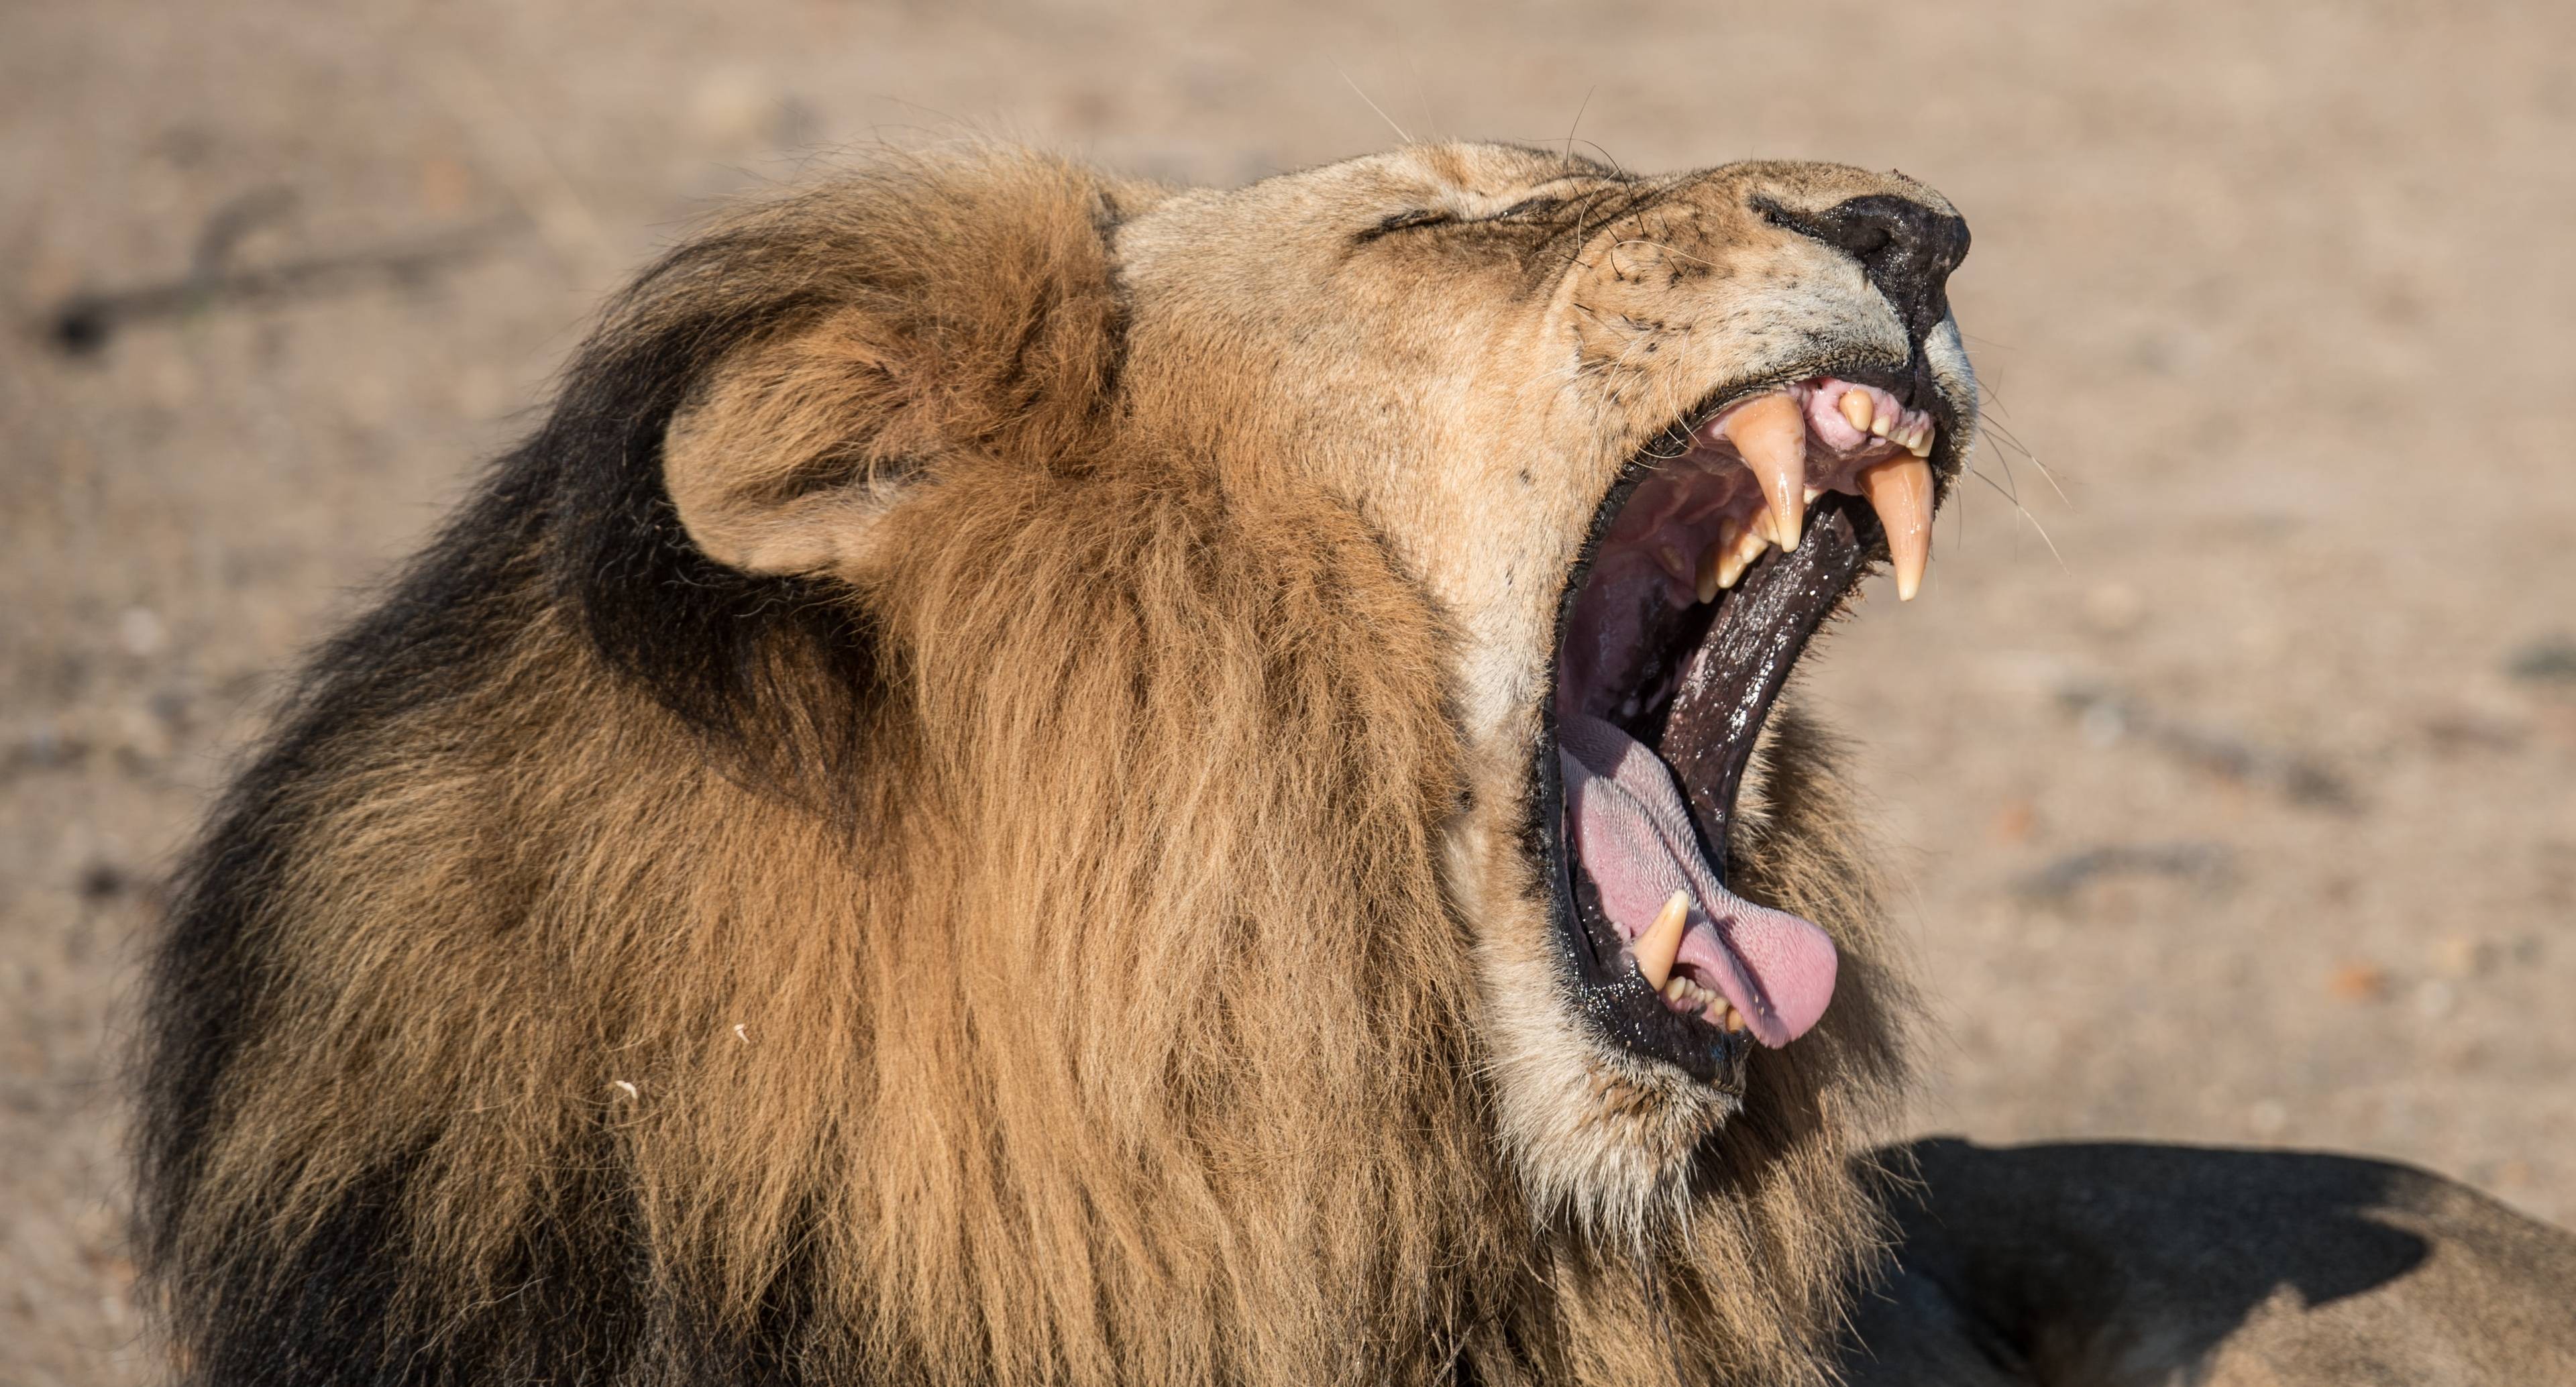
1358, 209, 1456, 241
1357, 195, 1566, 244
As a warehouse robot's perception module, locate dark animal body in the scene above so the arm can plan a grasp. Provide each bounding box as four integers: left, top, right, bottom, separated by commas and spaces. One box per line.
1842, 1140, 2576, 1386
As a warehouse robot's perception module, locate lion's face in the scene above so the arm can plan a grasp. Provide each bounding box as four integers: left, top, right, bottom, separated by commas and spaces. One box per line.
1110, 144, 1975, 1228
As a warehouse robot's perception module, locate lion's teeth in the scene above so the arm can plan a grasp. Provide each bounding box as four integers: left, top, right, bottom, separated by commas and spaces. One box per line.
1663, 977, 1689, 1003
1657, 543, 1692, 586
1870, 412, 1892, 439
1716, 514, 1771, 590
1709, 516, 1741, 590
1838, 388, 1875, 434
1694, 541, 1721, 604
1723, 1006, 1750, 1034
1905, 421, 1934, 457
1859, 457, 1934, 602
1635, 889, 1690, 992
1723, 392, 1808, 551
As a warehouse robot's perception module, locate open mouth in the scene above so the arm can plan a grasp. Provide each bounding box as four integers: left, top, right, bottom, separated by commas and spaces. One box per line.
1543, 374, 1949, 1085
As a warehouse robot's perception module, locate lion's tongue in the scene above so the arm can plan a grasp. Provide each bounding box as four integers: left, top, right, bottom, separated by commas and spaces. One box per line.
1559, 712, 1837, 1048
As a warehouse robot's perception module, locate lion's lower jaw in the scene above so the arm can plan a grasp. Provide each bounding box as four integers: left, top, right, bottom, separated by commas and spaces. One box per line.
1480, 935, 1742, 1248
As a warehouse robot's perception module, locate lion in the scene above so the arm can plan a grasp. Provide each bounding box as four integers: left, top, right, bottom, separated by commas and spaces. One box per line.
131, 140, 2576, 1387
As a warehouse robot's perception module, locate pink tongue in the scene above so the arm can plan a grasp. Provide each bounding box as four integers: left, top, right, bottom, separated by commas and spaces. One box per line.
1558, 713, 1837, 1048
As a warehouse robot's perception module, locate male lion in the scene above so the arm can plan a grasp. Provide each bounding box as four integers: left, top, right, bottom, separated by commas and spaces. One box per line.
134, 142, 2575, 1386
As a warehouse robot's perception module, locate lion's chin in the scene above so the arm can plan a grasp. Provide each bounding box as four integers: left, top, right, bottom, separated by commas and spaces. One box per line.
1485, 953, 1746, 1243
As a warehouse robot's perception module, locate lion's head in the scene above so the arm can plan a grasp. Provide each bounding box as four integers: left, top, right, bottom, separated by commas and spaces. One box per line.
140, 142, 1972, 1387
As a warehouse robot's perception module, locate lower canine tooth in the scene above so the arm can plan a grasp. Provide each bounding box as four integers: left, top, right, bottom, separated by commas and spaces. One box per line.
1635, 890, 1690, 992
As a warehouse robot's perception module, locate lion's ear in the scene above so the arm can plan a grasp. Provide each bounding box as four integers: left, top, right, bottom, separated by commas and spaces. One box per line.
662, 308, 928, 577
661, 156, 1138, 579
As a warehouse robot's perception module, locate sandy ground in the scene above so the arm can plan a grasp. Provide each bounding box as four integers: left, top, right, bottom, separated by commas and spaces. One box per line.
5, 1, 2573, 1381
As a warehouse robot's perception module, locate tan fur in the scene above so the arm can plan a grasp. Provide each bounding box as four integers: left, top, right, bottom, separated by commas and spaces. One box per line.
154, 143, 1973, 1385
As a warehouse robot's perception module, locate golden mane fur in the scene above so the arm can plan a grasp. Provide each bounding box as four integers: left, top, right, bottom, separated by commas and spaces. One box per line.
138, 144, 1955, 1386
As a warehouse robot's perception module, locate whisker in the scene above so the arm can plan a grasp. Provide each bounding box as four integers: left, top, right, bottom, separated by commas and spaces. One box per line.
1967, 465, 2069, 572
1406, 56, 1442, 142
1972, 419, 2070, 507
1571, 137, 1631, 177
1338, 70, 1412, 144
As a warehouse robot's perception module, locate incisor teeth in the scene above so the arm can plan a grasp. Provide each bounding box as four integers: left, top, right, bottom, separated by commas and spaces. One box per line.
1858, 456, 1935, 602
1838, 389, 1875, 434
1906, 421, 1934, 457
1870, 412, 1892, 439
1635, 890, 1689, 992
1723, 393, 1808, 552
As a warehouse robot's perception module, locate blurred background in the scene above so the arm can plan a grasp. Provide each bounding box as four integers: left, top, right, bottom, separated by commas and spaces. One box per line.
4, 1, 2572, 1380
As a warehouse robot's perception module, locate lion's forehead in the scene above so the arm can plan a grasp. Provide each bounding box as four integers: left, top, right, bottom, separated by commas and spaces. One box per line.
1116, 144, 1954, 300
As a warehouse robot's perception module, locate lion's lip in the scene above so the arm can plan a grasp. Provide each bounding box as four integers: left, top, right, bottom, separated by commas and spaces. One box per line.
1541, 372, 1949, 1080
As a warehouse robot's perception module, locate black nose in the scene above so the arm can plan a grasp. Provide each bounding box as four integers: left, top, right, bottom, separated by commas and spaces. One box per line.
1762, 195, 1970, 342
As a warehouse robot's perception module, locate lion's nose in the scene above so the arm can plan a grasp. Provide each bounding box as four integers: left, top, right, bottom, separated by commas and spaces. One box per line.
1775, 195, 1970, 341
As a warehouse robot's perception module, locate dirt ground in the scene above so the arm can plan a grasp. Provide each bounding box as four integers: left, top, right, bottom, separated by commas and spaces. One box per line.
5, 1, 2572, 1381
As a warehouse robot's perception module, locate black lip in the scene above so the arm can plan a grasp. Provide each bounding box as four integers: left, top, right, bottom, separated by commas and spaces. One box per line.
1532, 370, 1956, 1085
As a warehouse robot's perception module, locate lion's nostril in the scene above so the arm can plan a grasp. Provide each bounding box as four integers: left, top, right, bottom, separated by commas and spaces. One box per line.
1758, 194, 1970, 341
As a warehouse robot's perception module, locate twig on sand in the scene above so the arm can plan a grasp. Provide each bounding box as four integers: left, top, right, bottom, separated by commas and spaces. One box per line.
2057, 682, 2359, 812
44, 186, 513, 356
2012, 841, 2235, 902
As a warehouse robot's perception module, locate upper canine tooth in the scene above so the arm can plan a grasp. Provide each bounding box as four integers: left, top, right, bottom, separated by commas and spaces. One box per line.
1858, 456, 1935, 601
1838, 389, 1876, 433
1723, 393, 1809, 552
1635, 890, 1690, 992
